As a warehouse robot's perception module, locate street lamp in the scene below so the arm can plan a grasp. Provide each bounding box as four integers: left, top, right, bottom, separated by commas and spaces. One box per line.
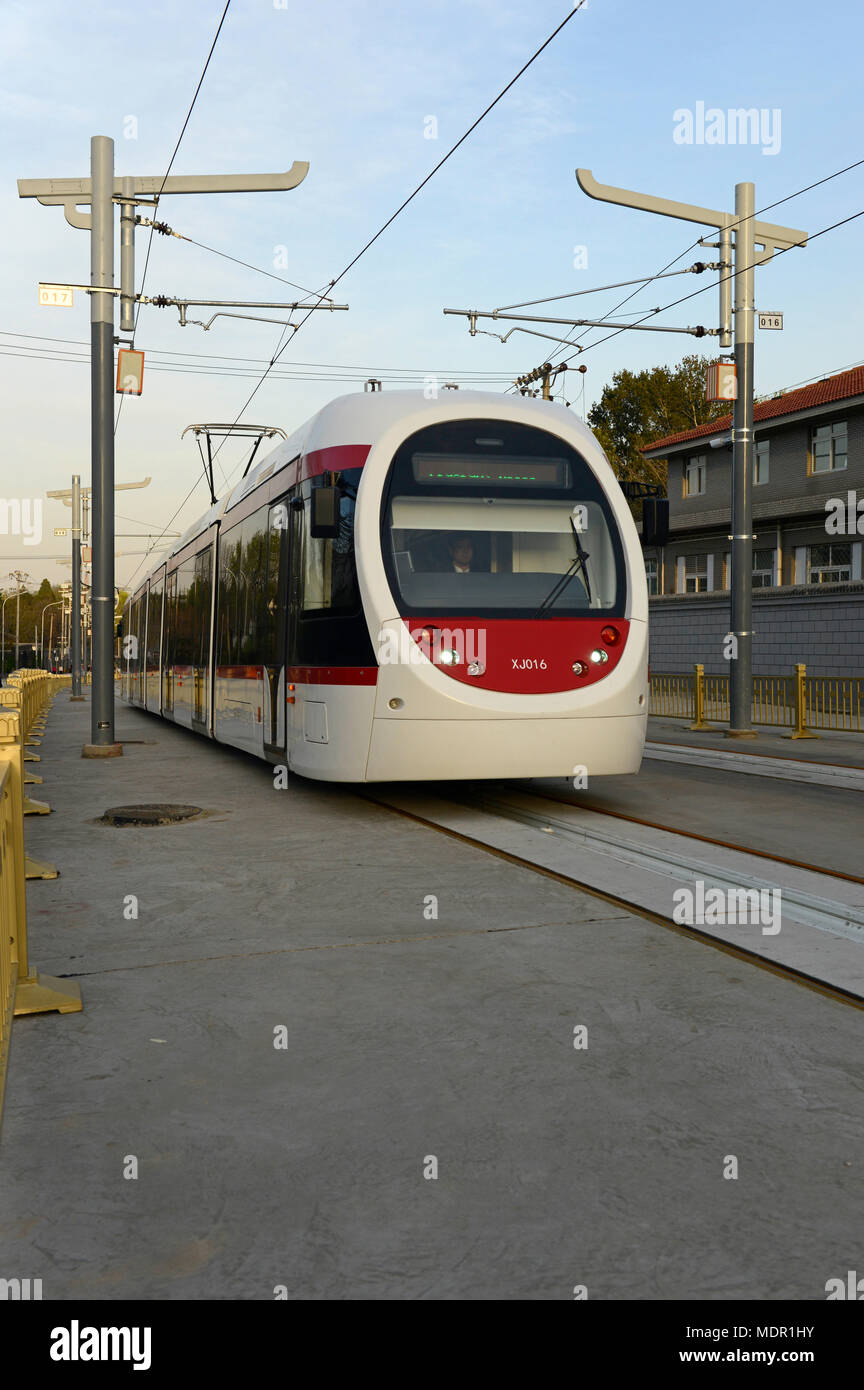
40, 600, 64, 670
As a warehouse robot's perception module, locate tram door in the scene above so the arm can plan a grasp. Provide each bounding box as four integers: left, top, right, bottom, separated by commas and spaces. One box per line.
263, 500, 289, 757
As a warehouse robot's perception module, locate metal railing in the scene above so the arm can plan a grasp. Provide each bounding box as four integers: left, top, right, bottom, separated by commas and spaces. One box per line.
649, 663, 864, 736
806, 675, 864, 731
647, 671, 695, 720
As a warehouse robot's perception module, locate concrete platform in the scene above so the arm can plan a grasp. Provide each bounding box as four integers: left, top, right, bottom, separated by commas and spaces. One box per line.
648, 715, 864, 767
0, 693, 861, 1300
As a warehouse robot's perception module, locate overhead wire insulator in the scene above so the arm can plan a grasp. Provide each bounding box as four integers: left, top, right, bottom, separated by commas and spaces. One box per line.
135, 215, 181, 238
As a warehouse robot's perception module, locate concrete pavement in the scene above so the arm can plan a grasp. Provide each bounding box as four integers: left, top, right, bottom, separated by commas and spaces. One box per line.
0, 693, 861, 1300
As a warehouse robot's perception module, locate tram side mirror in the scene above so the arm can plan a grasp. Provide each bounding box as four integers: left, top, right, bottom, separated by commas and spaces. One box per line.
310, 486, 340, 538
641, 498, 669, 547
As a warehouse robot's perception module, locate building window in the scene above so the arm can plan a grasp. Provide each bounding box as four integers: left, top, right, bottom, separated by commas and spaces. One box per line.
754, 440, 769, 485
682, 553, 707, 592
683, 455, 706, 497
752, 548, 776, 588
807, 542, 851, 583
810, 421, 847, 474
645, 557, 659, 595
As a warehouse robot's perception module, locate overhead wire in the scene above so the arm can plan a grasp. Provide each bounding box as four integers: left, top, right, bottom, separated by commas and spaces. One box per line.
554, 205, 864, 370
0, 333, 514, 382
113, 201, 864, 595
532, 154, 864, 381
211, 1, 589, 482
115, 0, 232, 447
122, 2, 589, 591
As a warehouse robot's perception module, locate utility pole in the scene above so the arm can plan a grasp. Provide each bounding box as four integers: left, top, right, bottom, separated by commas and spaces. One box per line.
8, 570, 29, 672
574, 169, 807, 736
1, 592, 11, 684
19, 143, 310, 756
72, 474, 83, 699
49, 476, 152, 701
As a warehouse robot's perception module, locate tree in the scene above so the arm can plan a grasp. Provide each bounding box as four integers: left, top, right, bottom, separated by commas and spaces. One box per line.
588, 353, 728, 490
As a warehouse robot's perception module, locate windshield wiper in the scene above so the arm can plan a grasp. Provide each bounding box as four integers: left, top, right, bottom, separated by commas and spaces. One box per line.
532, 514, 592, 618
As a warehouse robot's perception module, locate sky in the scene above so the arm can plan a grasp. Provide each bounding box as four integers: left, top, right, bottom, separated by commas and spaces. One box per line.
2, 0, 863, 592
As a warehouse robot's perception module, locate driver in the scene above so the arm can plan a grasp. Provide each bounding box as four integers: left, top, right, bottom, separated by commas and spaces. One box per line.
447, 535, 474, 572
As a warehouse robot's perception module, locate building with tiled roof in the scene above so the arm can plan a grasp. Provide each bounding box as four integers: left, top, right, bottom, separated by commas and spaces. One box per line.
639, 365, 864, 597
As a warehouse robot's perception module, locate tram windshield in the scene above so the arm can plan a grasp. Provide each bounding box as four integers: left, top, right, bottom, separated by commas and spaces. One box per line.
381, 419, 626, 617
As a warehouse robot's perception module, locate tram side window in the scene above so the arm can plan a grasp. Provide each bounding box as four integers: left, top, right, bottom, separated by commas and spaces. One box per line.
146, 579, 163, 674
173, 558, 197, 667
128, 598, 141, 674
302, 483, 360, 614
217, 523, 241, 667
163, 572, 178, 670
194, 549, 212, 670
217, 507, 269, 666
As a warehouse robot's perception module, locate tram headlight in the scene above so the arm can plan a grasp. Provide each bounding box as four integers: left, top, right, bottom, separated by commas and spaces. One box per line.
589, 649, 608, 664
571, 661, 587, 675
438, 648, 461, 666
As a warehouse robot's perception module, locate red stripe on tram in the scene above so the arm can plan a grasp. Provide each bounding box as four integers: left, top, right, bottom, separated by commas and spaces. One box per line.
286, 666, 378, 686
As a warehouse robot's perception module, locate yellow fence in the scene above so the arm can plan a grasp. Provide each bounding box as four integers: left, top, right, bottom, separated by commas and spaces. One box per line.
648, 672, 695, 720
0, 673, 81, 1137
649, 663, 864, 736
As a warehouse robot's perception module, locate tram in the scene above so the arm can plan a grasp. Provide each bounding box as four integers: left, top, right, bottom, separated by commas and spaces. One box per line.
121, 390, 648, 781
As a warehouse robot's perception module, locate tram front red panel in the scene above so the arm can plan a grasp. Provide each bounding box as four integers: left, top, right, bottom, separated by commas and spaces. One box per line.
402, 617, 630, 694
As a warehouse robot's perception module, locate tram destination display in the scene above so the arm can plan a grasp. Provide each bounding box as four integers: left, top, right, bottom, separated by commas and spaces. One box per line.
412, 453, 570, 488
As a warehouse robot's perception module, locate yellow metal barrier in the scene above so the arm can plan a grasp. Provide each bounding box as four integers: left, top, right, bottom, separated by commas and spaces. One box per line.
805, 673, 864, 732
648, 671, 694, 719
649, 663, 863, 734
689, 664, 710, 730
0, 707, 82, 1133
790, 664, 817, 739
0, 679, 64, 877
0, 752, 17, 1122
752, 674, 794, 729
3, 672, 64, 814
702, 671, 729, 724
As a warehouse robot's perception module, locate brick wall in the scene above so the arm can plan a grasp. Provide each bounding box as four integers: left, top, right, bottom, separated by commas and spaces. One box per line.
648, 583, 864, 676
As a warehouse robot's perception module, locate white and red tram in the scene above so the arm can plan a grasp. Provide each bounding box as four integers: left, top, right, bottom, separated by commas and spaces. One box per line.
121, 390, 648, 781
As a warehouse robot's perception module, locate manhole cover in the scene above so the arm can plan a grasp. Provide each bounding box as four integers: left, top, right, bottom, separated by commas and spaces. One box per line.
100, 804, 203, 827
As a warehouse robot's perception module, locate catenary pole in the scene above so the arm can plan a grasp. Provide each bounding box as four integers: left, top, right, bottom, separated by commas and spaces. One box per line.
728, 182, 756, 735
19, 148, 310, 749
88, 135, 118, 752
572, 170, 807, 737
